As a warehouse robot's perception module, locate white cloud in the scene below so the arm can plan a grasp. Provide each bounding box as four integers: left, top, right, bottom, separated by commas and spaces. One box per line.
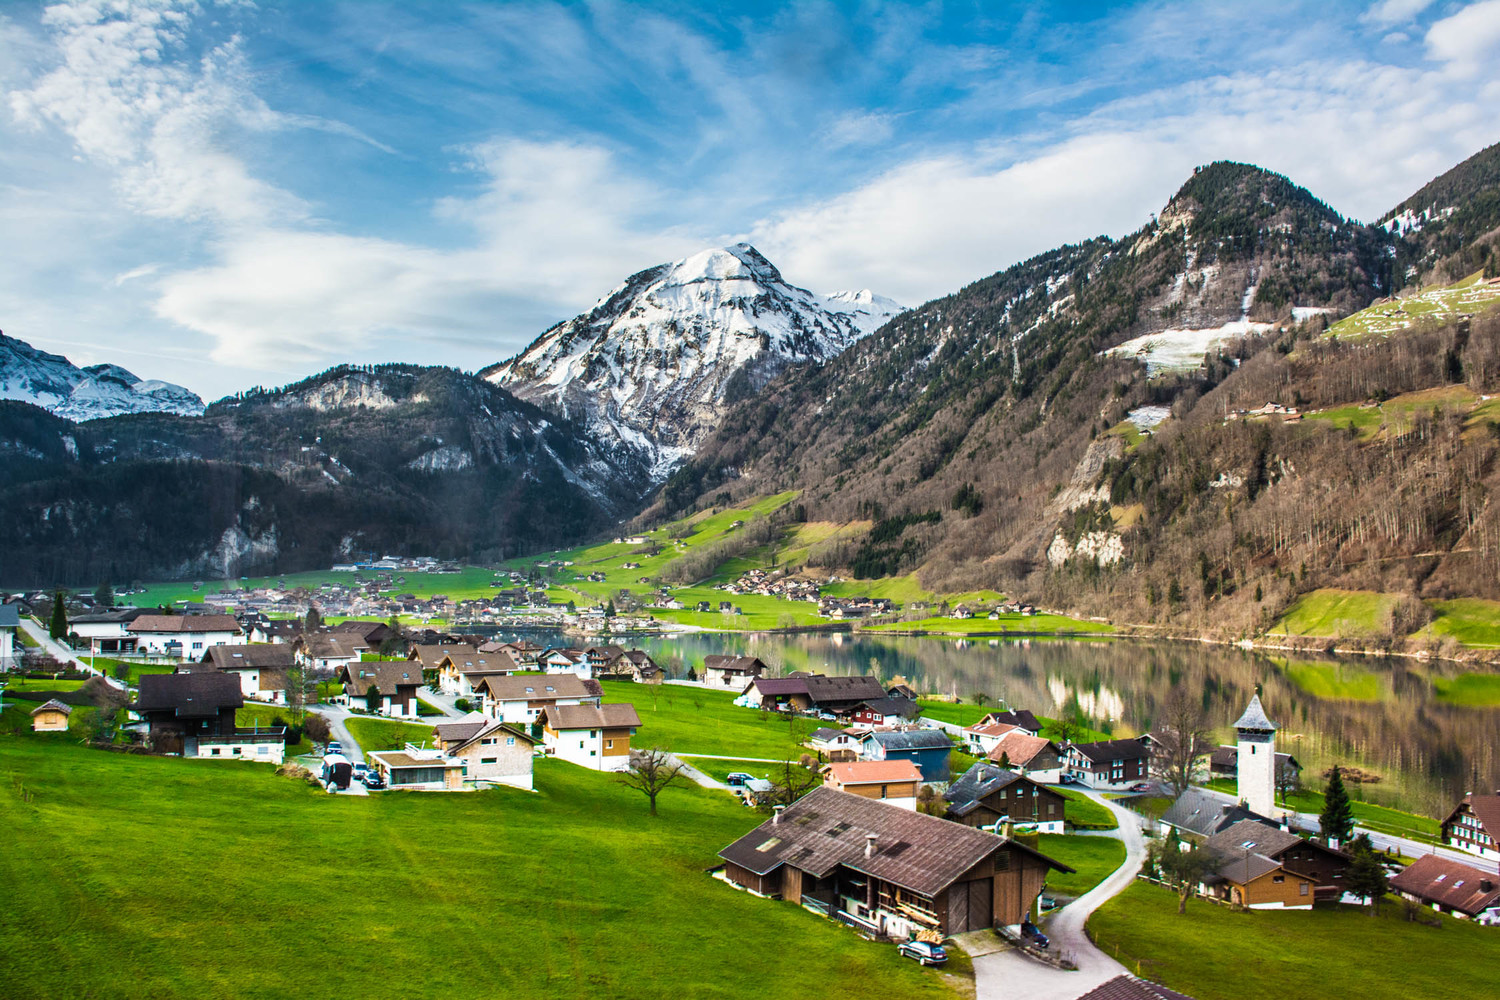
1426, 0, 1500, 74
751, 61, 1500, 304
822, 111, 897, 148
1361, 0, 1437, 26
155, 139, 702, 369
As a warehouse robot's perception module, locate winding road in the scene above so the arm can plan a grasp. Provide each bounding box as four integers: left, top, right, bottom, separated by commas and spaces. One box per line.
973, 789, 1148, 1000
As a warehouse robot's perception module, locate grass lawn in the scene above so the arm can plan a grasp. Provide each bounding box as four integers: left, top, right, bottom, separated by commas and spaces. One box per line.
1424, 598, 1500, 648
1278, 658, 1385, 701
0, 676, 91, 696
0, 737, 955, 1000
1038, 833, 1127, 899
600, 681, 824, 762
1268, 589, 1399, 638
1089, 881, 1500, 1000
343, 716, 437, 754
1058, 788, 1118, 831
1432, 672, 1500, 706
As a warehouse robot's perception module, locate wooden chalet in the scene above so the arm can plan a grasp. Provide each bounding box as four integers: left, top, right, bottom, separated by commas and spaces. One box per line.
945, 762, 1066, 834
1198, 820, 1350, 907
132, 672, 244, 753
1441, 793, 1500, 862
338, 661, 424, 718
1390, 853, 1500, 924
822, 760, 923, 809
31, 699, 72, 732
701, 654, 768, 690
718, 786, 1072, 938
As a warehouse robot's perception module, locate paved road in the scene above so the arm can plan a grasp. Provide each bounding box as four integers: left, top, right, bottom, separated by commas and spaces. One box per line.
669, 754, 728, 790
973, 789, 1145, 1000
1193, 786, 1483, 868
17, 618, 112, 680
310, 704, 365, 763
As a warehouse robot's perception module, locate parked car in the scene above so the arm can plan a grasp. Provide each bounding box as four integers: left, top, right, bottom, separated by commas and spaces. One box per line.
325, 741, 343, 756
1021, 919, 1049, 950
817, 712, 837, 721
362, 771, 386, 790
1128, 782, 1152, 793
897, 941, 947, 966
352, 762, 370, 780
725, 772, 755, 787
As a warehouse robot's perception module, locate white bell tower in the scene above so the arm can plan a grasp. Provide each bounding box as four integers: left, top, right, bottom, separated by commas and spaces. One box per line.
1234, 693, 1277, 817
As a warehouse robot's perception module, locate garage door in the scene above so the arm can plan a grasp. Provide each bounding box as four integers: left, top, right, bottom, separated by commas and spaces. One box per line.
958, 878, 993, 932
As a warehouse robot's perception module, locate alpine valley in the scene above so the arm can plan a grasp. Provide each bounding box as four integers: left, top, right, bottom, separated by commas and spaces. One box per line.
6, 143, 1500, 649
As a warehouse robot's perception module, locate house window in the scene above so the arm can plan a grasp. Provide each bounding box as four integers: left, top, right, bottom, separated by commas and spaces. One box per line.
606, 739, 614, 749
506, 737, 515, 746
211, 748, 221, 756
1299, 883, 1309, 896
1273, 875, 1285, 884
590, 750, 596, 756
590, 729, 597, 738
193, 642, 203, 650
258, 746, 269, 755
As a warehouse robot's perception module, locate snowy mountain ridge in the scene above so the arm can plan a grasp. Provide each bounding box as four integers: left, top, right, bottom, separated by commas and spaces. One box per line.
481, 243, 902, 478
0, 332, 205, 422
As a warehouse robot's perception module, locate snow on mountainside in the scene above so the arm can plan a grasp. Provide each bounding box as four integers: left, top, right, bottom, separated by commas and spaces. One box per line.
0, 332, 204, 421
480, 243, 902, 478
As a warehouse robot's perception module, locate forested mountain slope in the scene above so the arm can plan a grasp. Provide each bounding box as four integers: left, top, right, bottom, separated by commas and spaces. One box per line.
656, 153, 1500, 637
0, 365, 647, 586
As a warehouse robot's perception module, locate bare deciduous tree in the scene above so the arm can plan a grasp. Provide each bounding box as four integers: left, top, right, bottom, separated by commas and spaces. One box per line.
1150, 687, 1213, 799
619, 746, 687, 816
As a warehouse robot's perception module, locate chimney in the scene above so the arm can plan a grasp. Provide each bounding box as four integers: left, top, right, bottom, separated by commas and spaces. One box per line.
772, 805, 785, 825
1482, 879, 1495, 893
865, 834, 878, 858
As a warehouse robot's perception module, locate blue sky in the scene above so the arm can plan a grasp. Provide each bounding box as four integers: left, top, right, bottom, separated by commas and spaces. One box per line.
2, 0, 1499, 400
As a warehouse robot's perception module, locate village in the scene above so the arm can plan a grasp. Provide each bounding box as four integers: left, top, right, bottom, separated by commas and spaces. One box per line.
4, 595, 1499, 1000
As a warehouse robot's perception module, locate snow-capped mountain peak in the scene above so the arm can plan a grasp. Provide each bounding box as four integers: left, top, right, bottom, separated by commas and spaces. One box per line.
0, 332, 205, 422
481, 244, 902, 478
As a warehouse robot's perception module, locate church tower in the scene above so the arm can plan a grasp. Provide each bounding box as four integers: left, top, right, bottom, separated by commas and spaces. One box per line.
1234, 693, 1277, 817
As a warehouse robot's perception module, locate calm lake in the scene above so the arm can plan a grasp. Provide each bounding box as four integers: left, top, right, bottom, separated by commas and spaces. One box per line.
478, 628, 1500, 817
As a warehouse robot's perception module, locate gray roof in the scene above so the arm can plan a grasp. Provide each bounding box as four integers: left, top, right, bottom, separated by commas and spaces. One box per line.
202, 644, 295, 671
0, 604, 18, 627
944, 762, 1034, 818
871, 729, 953, 751
31, 698, 72, 716
718, 786, 1071, 898
856, 697, 919, 718
1160, 788, 1276, 838
1232, 694, 1277, 733
1076, 975, 1198, 1000
134, 672, 244, 716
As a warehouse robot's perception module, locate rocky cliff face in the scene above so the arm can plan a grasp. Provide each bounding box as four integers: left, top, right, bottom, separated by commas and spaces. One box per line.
481, 243, 901, 478
0, 332, 204, 421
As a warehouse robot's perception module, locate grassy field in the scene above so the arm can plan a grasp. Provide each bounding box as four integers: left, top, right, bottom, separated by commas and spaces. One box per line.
236, 704, 315, 756
600, 681, 823, 764
1038, 833, 1127, 899
1268, 589, 1399, 638
1278, 658, 1385, 701
1424, 598, 1500, 648
1325, 271, 1500, 341
1058, 788, 1118, 831
0, 736, 955, 1000
343, 716, 438, 754
1089, 882, 1500, 1000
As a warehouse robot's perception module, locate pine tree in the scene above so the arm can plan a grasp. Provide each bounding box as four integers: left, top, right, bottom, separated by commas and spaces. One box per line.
49, 591, 69, 640
1319, 766, 1355, 845
94, 581, 114, 608
1344, 836, 1389, 916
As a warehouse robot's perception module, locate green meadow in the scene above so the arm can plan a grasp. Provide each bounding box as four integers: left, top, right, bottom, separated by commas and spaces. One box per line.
0, 735, 957, 1000
1089, 882, 1500, 1000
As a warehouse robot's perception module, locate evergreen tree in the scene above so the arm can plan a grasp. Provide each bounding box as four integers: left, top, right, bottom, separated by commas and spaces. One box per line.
1344, 836, 1389, 916
305, 606, 323, 631
94, 581, 114, 608
1319, 766, 1355, 845
48, 591, 68, 640
605, 599, 616, 618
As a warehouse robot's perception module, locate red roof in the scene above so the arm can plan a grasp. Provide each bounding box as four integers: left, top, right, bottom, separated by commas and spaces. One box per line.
825, 760, 923, 785
1390, 853, 1500, 917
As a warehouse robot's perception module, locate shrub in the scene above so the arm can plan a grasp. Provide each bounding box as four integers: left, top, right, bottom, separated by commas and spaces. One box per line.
302, 713, 331, 744
454, 698, 473, 712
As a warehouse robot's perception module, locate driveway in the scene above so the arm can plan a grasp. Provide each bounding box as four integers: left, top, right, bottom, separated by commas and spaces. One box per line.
669, 754, 728, 791
417, 686, 466, 719
310, 703, 365, 764
972, 789, 1146, 1000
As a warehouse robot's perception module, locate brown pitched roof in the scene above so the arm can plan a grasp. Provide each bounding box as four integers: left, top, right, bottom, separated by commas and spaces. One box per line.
476, 673, 593, 701
1069, 738, 1150, 763
302, 635, 370, 660
703, 654, 767, 675
825, 760, 922, 785
541, 703, 642, 730
31, 698, 72, 716
339, 661, 422, 696
134, 672, 244, 715
433, 713, 490, 745
443, 718, 537, 752
368, 751, 458, 770
987, 731, 1058, 767
1390, 853, 1500, 917
1444, 793, 1500, 839
202, 644, 295, 671
719, 787, 1071, 898
1200, 819, 1345, 885
412, 644, 477, 670
128, 614, 241, 634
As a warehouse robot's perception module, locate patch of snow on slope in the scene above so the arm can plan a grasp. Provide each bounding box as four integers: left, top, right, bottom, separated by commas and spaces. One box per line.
1126, 405, 1172, 431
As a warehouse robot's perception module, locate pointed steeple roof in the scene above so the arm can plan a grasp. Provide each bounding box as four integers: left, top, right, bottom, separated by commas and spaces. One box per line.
1233, 694, 1276, 732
